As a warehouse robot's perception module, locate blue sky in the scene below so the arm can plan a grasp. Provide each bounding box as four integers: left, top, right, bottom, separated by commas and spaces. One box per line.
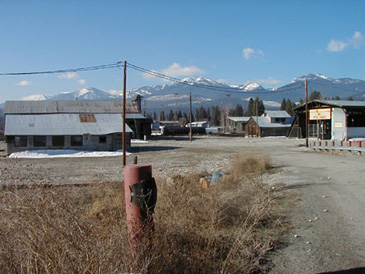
0, 0, 364, 103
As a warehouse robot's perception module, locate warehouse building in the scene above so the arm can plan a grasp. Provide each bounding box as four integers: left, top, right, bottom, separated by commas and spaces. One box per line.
4, 100, 138, 155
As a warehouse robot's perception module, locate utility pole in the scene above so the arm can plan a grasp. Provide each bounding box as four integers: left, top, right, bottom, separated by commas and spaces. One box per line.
174, 93, 178, 121
256, 99, 259, 137
189, 92, 192, 142
305, 78, 309, 148
123, 61, 127, 166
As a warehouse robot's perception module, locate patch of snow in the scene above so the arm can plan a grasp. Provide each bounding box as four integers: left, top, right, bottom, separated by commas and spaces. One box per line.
349, 138, 365, 142
9, 149, 131, 159
131, 139, 149, 144
21, 94, 47, 101
263, 100, 281, 108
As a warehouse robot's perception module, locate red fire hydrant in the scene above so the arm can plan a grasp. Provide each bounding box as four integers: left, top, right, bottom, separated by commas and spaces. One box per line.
124, 164, 157, 258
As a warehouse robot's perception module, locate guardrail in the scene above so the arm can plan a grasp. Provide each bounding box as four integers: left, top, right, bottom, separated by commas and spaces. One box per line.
311, 140, 365, 155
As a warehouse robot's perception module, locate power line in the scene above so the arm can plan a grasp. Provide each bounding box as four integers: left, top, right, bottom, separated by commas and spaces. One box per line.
127, 62, 304, 95
0, 61, 124, 76
0, 59, 306, 96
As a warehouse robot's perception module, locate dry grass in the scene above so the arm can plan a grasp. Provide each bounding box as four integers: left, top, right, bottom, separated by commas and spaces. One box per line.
0, 153, 287, 273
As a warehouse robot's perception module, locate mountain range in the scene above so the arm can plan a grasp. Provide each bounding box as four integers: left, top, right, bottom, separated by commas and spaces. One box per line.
3, 73, 365, 112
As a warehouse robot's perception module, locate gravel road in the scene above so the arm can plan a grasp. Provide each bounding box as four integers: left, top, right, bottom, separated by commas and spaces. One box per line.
0, 136, 364, 273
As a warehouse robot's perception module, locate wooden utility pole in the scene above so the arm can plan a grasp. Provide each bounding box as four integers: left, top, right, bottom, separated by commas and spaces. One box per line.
123, 61, 127, 166
189, 92, 192, 142
256, 99, 259, 137
305, 78, 309, 148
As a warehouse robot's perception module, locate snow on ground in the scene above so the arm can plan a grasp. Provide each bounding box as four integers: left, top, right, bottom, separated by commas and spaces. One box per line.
349, 138, 365, 141
131, 139, 149, 144
9, 149, 132, 159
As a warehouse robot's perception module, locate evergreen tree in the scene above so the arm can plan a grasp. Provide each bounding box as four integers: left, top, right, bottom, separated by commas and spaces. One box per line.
348, 96, 354, 101
280, 98, 286, 110
212, 106, 221, 126
234, 104, 243, 116
285, 99, 295, 115
207, 107, 211, 121
252, 97, 265, 116
198, 106, 208, 120
309, 91, 322, 101
245, 98, 254, 116
168, 109, 174, 121
153, 111, 157, 121
160, 110, 165, 121
177, 110, 182, 119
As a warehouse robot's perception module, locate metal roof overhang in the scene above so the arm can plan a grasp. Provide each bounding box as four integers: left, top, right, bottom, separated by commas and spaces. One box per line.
5, 113, 132, 136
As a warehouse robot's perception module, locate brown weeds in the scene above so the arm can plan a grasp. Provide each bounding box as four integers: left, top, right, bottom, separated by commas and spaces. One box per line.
0, 153, 286, 273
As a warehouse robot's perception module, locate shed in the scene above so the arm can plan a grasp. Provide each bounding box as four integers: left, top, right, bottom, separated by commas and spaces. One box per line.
293, 100, 365, 141
4, 100, 135, 154
245, 115, 292, 137
227, 117, 250, 134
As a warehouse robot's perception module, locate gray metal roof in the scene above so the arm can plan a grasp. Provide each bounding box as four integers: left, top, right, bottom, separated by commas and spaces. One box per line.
4, 100, 140, 114
251, 117, 292, 128
228, 116, 251, 122
316, 100, 365, 108
126, 113, 146, 119
5, 113, 132, 135
263, 111, 291, 118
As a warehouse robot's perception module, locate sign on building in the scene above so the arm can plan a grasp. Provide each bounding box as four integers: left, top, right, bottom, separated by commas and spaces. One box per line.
309, 108, 331, 120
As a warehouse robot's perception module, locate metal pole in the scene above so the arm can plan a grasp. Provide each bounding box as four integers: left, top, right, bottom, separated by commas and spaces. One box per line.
123, 61, 127, 166
305, 79, 309, 147
189, 92, 192, 142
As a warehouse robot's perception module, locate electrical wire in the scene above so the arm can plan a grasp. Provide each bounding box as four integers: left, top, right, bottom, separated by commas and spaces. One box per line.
0, 60, 307, 96
0, 61, 124, 76
127, 62, 304, 95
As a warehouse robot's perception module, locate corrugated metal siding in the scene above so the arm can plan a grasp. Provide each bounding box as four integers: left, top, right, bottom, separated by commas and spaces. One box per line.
4, 100, 140, 114
5, 113, 132, 135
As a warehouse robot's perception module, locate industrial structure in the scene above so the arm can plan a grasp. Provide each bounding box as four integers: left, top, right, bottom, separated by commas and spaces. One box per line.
293, 100, 365, 141
3, 100, 150, 155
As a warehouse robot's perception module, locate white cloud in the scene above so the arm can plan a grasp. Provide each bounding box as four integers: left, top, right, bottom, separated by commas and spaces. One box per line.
58, 72, 79, 79
256, 77, 282, 86
351, 31, 364, 48
242, 47, 264, 60
161, 63, 205, 77
142, 63, 205, 80
327, 31, 364, 52
327, 39, 348, 52
77, 79, 86, 84
15, 80, 32, 86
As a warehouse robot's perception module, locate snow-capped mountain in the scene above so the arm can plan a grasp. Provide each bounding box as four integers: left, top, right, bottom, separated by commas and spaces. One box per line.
49, 87, 117, 101
21, 94, 50, 101
3, 74, 365, 111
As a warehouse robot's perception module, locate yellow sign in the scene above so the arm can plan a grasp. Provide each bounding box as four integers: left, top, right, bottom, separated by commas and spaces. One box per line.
309, 108, 331, 120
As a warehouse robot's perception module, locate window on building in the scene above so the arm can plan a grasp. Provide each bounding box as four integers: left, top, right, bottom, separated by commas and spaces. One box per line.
52, 136, 65, 147
14, 136, 27, 147
71, 135, 83, 146
99, 136, 107, 143
34, 136, 47, 147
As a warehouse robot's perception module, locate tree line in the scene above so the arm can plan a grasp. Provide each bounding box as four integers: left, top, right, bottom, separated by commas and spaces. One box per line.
145, 91, 353, 126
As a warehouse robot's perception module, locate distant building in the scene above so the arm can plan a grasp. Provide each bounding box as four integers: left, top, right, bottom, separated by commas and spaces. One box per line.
3, 100, 140, 155
186, 121, 209, 128
245, 110, 292, 137
293, 100, 365, 141
227, 117, 250, 134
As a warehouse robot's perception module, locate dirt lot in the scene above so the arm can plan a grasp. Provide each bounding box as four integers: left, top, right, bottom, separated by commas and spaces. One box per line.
1, 136, 364, 273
